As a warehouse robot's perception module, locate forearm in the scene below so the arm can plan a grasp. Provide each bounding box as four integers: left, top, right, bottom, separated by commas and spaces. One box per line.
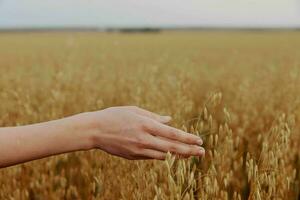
0, 114, 93, 168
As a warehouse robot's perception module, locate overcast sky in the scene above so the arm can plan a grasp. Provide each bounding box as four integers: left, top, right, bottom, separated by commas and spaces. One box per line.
0, 0, 299, 28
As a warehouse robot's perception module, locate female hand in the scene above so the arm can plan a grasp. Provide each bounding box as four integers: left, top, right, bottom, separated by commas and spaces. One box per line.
77, 106, 205, 160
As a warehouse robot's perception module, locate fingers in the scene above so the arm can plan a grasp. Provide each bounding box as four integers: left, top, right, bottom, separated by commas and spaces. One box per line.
145, 135, 205, 157
126, 106, 171, 123
139, 149, 167, 160
146, 120, 203, 146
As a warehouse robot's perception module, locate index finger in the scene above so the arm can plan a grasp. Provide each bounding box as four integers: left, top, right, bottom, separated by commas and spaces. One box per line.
145, 121, 203, 146
126, 106, 171, 123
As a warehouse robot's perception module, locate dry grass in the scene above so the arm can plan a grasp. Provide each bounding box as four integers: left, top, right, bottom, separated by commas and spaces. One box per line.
0, 31, 299, 199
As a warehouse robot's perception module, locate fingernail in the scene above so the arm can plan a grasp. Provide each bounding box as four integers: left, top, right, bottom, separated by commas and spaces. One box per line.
198, 147, 205, 155
197, 139, 203, 145
161, 116, 172, 122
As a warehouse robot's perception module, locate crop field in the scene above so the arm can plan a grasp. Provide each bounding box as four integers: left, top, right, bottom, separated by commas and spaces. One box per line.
0, 31, 299, 199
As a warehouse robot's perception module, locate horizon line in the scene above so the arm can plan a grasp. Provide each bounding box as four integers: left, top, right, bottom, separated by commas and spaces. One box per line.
1, 25, 300, 32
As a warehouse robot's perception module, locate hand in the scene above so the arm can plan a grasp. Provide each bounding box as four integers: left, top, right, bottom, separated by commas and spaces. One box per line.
78, 106, 205, 160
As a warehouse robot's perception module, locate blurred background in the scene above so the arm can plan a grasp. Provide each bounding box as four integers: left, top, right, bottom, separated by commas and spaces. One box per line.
1, 1, 300, 200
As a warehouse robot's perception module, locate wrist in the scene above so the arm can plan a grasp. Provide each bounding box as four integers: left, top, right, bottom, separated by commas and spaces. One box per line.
64, 112, 96, 151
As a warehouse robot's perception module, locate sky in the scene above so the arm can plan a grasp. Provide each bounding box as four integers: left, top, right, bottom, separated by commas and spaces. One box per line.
0, 0, 300, 28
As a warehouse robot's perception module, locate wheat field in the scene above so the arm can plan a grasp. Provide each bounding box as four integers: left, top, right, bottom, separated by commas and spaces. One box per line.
0, 31, 299, 199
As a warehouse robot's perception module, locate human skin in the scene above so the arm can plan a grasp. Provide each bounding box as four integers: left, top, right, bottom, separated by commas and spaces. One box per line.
0, 106, 205, 168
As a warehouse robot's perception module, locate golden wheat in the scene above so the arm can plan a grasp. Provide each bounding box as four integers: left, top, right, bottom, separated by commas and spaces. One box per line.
0, 31, 299, 199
